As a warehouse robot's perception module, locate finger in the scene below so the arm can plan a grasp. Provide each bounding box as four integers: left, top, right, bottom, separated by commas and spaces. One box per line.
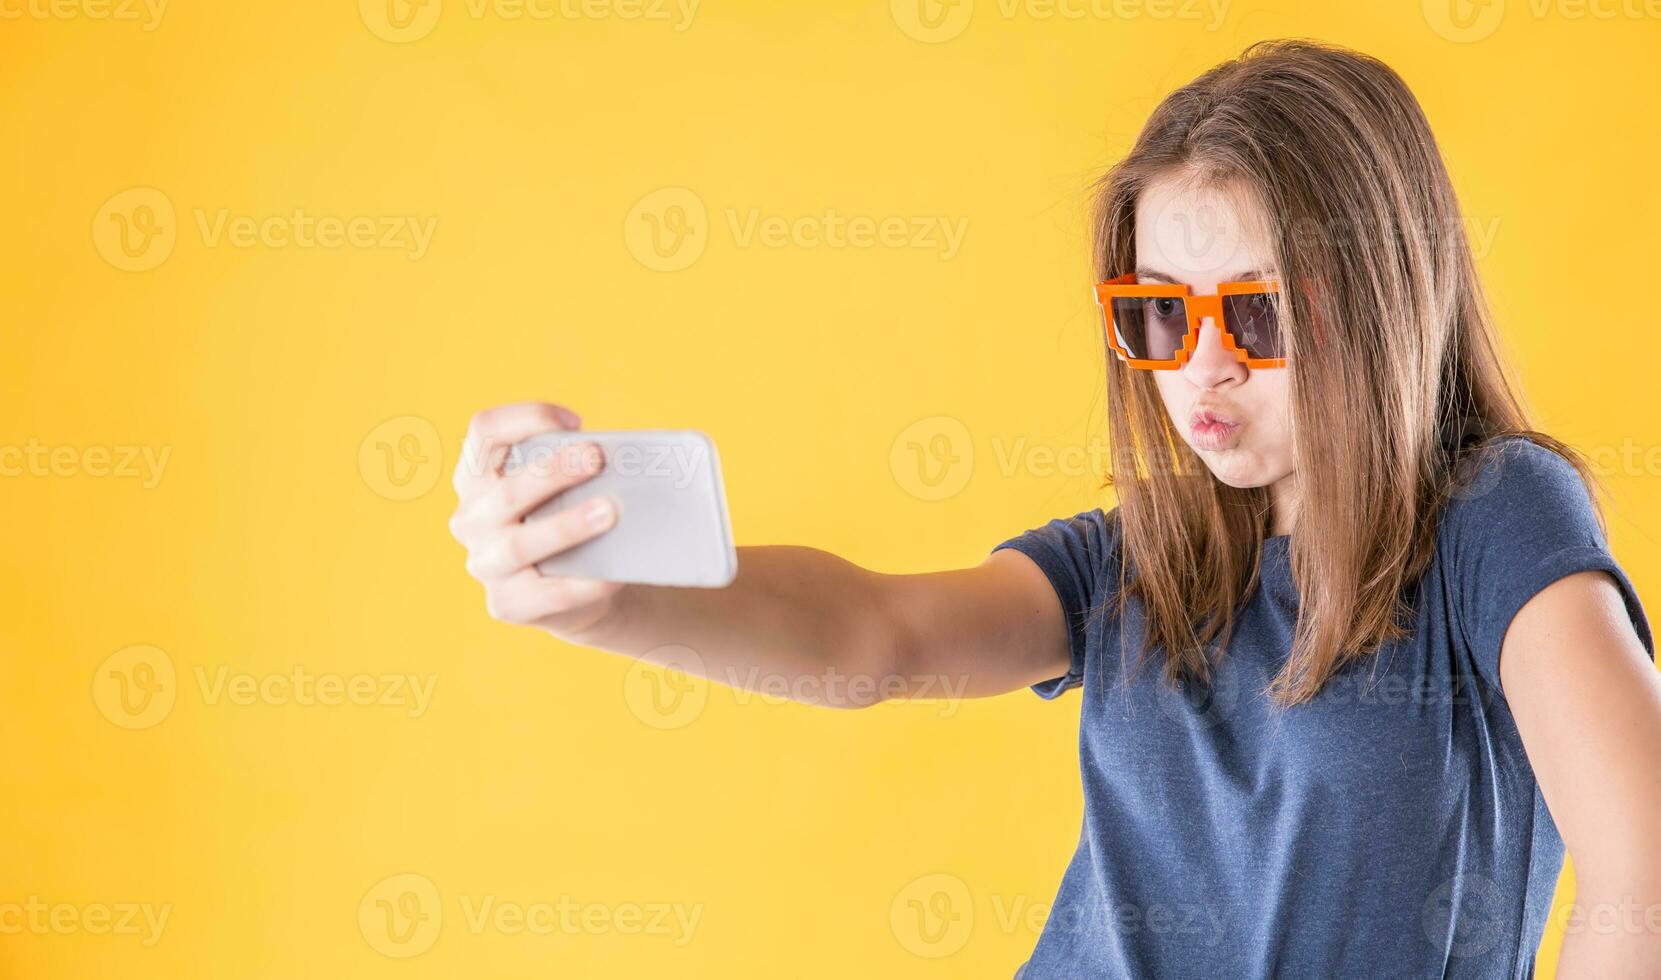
466, 495, 617, 580
454, 402, 583, 495
484, 570, 622, 625
450, 444, 606, 539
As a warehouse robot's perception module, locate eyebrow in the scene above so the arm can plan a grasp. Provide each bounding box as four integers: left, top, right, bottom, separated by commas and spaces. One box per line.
1135, 268, 1276, 284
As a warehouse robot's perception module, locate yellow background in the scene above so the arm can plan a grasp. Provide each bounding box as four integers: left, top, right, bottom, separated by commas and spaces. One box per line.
3, 0, 1658, 976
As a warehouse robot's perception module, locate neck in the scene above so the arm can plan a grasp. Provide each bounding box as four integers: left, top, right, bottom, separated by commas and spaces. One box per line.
1269, 473, 1298, 537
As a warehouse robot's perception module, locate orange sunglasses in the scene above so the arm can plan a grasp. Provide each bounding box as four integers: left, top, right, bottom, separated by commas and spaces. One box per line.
1094, 274, 1286, 370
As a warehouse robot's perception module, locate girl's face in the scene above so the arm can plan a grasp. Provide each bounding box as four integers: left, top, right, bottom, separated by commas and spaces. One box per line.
1134, 174, 1297, 524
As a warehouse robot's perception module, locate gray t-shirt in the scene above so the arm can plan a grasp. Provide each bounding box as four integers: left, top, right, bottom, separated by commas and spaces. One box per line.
993, 437, 1654, 978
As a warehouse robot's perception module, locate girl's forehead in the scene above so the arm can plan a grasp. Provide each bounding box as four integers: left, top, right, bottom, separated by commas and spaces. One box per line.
1134, 177, 1275, 285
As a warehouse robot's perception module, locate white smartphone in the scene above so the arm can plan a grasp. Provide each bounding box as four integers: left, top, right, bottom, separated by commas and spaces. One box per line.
504, 429, 738, 588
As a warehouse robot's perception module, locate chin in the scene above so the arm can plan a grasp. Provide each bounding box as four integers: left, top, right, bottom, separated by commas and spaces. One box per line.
1192, 446, 1275, 489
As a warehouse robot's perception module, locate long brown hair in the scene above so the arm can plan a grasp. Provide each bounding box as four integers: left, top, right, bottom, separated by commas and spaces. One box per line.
1091, 39, 1603, 706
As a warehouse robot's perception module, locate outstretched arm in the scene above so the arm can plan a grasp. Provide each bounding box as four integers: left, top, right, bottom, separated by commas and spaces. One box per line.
449, 402, 1071, 708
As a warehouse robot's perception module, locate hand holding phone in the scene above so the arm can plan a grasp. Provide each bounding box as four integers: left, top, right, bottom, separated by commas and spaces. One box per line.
450, 404, 739, 638
506, 429, 737, 588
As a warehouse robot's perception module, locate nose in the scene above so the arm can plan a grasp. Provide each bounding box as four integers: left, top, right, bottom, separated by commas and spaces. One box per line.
1181, 315, 1249, 389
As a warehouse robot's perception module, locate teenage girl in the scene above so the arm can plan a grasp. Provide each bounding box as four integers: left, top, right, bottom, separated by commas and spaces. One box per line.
448, 40, 1660, 978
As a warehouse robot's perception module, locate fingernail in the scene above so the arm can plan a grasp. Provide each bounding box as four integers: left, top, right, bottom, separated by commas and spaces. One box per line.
584, 497, 614, 527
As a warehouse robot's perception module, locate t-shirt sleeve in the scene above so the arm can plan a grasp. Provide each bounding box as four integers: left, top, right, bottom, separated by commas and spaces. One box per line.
1445, 437, 1655, 695
990, 507, 1120, 699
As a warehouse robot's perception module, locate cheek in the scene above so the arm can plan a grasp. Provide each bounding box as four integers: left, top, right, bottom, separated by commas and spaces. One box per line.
1259, 376, 1293, 430
1151, 373, 1191, 417
1249, 379, 1295, 466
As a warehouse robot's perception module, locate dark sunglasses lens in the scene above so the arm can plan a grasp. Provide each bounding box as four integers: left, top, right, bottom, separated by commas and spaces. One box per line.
1221, 292, 1283, 359
1109, 296, 1189, 361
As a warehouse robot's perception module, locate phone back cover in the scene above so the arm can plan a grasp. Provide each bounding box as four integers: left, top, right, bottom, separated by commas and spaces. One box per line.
506, 430, 737, 588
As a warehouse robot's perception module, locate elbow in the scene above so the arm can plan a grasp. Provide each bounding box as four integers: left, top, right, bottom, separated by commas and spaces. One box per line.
815, 601, 908, 711
814, 649, 902, 711
789, 671, 891, 711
